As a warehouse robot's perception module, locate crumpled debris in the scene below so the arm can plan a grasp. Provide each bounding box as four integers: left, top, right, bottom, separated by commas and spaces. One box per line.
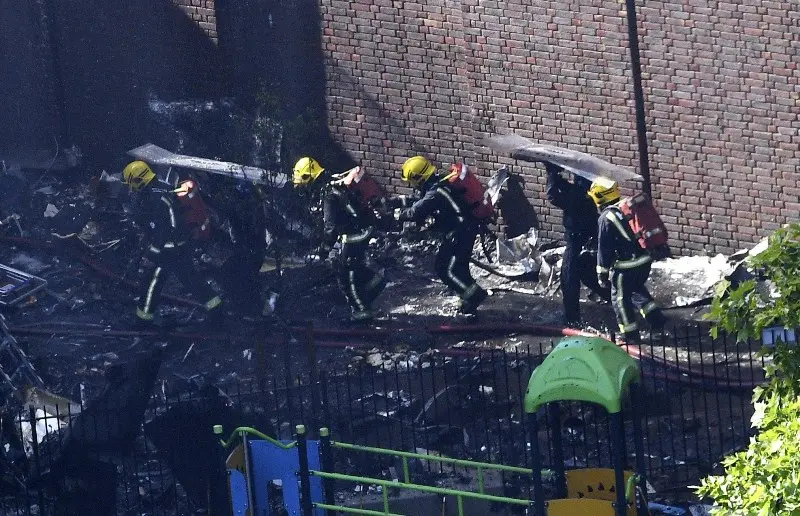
357, 347, 433, 370
19, 407, 68, 456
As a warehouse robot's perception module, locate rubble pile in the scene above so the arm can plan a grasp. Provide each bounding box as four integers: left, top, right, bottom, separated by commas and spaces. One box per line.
0, 119, 776, 513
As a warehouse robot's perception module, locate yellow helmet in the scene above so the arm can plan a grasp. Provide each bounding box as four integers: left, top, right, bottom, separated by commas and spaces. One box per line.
588, 177, 621, 207
292, 157, 325, 187
122, 161, 156, 191
401, 156, 436, 187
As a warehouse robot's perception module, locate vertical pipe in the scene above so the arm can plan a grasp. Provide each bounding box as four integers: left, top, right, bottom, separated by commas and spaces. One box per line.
624, 0, 652, 197
296, 425, 314, 516
610, 413, 628, 516
319, 428, 336, 515
527, 412, 546, 516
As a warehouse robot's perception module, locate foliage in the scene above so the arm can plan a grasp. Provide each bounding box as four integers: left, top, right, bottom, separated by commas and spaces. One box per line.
698, 223, 800, 514
706, 223, 800, 342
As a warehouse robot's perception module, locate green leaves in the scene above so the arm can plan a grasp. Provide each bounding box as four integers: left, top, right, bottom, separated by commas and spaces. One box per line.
698, 224, 800, 514
697, 395, 800, 514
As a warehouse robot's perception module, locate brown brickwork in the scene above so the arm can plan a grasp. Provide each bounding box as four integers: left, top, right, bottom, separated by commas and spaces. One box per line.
321, 0, 800, 255
173, 0, 218, 42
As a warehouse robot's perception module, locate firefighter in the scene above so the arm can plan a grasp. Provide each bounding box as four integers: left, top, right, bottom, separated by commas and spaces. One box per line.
590, 177, 667, 343
545, 163, 610, 327
292, 156, 386, 322
391, 156, 488, 315
122, 160, 223, 327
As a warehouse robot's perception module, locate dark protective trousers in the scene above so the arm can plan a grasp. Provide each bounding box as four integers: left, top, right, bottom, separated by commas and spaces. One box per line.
561, 232, 611, 322
335, 241, 385, 314
610, 262, 666, 336
434, 226, 480, 299
136, 244, 221, 320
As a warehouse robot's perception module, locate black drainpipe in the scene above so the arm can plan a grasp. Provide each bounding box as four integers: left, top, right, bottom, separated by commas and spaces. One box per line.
624, 0, 652, 198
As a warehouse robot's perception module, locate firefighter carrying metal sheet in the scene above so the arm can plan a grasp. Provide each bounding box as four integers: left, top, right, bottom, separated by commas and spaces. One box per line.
293, 157, 386, 322
389, 156, 488, 315
590, 177, 666, 343
123, 160, 223, 327
545, 163, 611, 327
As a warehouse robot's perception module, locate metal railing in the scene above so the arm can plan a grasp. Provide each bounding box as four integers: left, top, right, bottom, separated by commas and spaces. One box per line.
303, 426, 535, 516
1, 324, 765, 514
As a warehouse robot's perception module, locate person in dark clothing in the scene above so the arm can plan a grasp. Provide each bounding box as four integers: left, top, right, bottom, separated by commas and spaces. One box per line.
293, 157, 386, 322
545, 163, 610, 326
392, 156, 488, 315
123, 161, 223, 327
589, 177, 667, 343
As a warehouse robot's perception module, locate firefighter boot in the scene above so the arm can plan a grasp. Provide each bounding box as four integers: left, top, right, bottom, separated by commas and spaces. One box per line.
616, 331, 641, 346
459, 284, 488, 315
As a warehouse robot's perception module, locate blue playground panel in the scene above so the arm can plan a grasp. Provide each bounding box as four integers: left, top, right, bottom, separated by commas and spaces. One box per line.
230, 439, 324, 516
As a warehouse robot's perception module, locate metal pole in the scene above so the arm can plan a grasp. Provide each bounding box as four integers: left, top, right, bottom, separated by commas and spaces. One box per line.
296, 425, 314, 516
548, 403, 566, 499
527, 412, 546, 516
630, 384, 649, 516
624, 0, 653, 198
319, 427, 337, 515
610, 413, 628, 516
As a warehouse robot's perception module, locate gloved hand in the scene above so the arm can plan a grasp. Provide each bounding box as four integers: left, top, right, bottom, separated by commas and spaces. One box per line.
382, 196, 409, 210
598, 270, 610, 289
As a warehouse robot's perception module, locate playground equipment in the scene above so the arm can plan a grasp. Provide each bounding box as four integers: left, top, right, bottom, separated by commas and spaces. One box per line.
525, 336, 650, 516
215, 424, 538, 515
215, 335, 651, 515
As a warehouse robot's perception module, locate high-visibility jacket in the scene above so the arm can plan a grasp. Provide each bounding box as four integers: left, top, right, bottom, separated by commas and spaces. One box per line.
398, 175, 472, 234
597, 203, 652, 275
322, 185, 375, 246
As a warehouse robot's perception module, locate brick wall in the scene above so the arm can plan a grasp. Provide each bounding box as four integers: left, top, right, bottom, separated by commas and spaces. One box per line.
321, 0, 800, 256
173, 0, 218, 42
45, 0, 223, 171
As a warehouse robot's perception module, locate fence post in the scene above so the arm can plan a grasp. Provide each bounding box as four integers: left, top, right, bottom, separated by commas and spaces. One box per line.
28, 406, 46, 512
296, 425, 314, 516
319, 427, 337, 515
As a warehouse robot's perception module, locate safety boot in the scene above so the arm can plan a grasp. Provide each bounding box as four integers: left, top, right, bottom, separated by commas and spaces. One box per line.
616, 331, 641, 346
458, 285, 488, 315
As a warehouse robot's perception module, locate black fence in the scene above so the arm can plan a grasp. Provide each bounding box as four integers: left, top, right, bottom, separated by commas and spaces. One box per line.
2, 324, 764, 515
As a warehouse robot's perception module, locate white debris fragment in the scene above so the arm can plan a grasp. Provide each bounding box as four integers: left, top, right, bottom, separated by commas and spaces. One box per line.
44, 204, 59, 218
650, 254, 729, 305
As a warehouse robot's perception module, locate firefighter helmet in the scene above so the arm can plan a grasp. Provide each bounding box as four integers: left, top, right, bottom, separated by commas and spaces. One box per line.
122, 161, 156, 191
588, 177, 621, 207
293, 157, 325, 187
401, 156, 436, 187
